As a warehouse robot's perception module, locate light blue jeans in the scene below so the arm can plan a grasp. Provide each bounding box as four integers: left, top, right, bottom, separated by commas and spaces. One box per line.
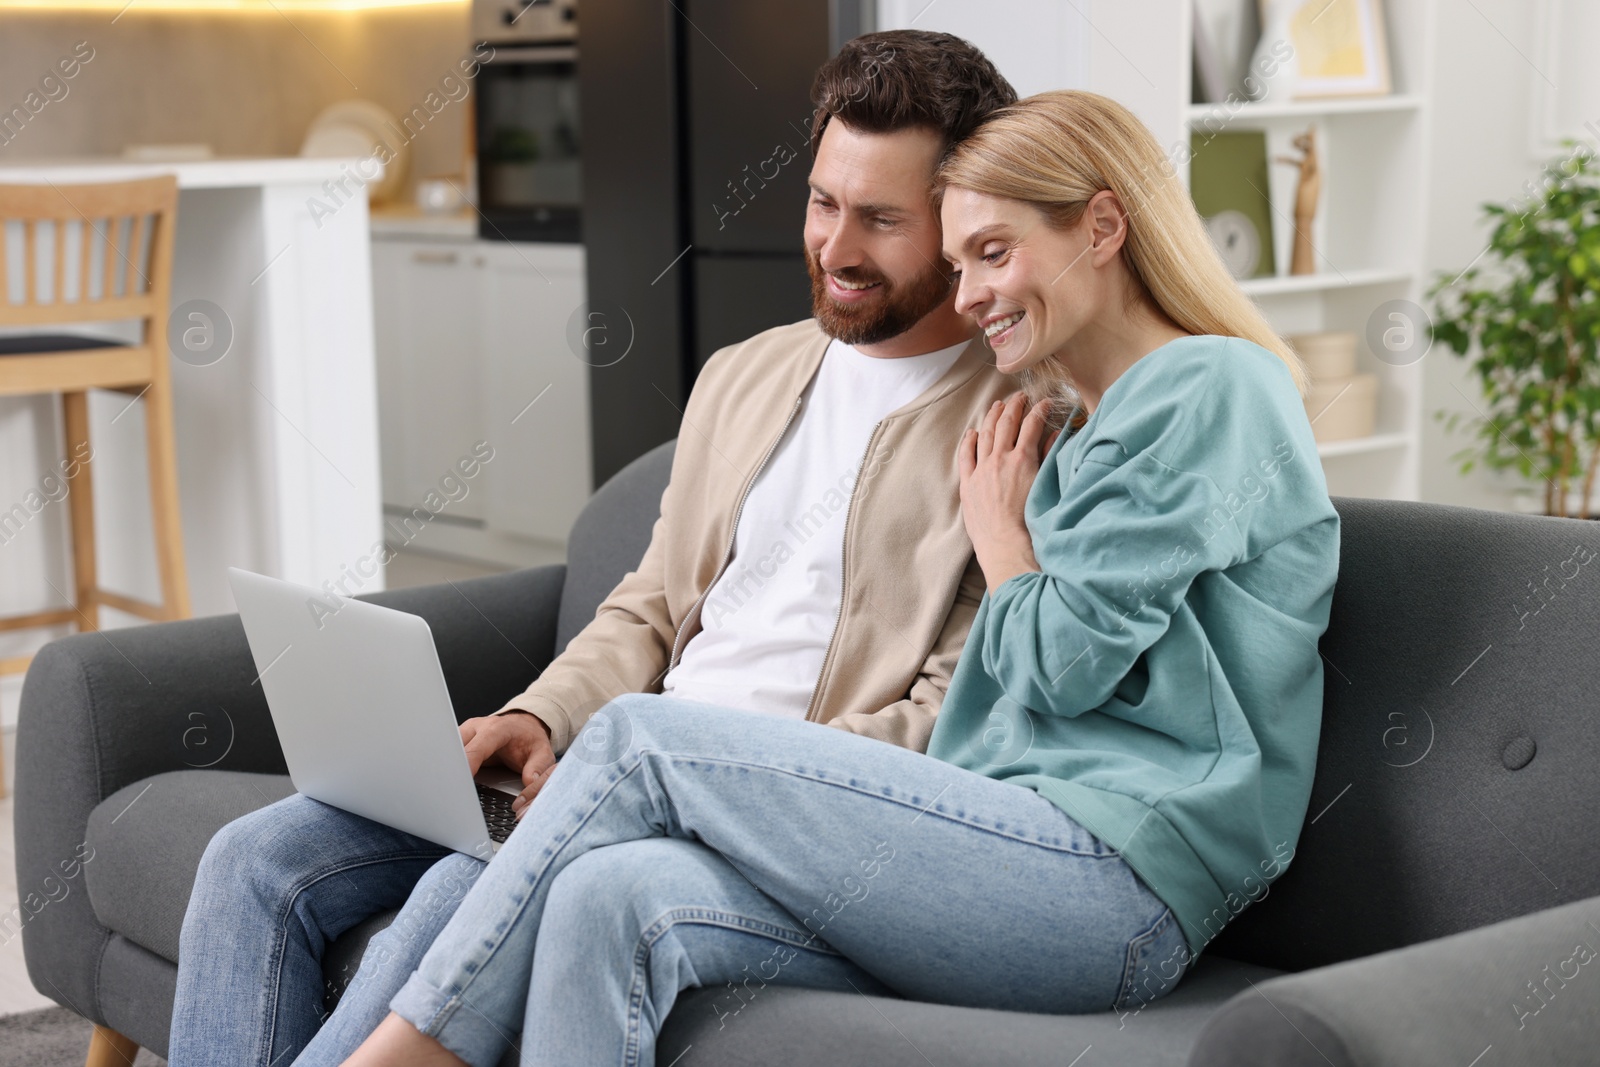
168, 791, 488, 1067
387, 693, 1191, 1066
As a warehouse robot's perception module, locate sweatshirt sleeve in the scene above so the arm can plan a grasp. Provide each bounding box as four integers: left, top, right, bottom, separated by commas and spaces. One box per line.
979, 442, 1248, 719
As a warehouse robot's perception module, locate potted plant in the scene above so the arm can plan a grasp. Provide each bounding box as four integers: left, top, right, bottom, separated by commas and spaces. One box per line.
486, 126, 540, 205
1429, 139, 1600, 518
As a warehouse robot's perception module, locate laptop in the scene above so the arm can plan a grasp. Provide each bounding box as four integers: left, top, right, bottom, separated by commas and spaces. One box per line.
227, 567, 525, 858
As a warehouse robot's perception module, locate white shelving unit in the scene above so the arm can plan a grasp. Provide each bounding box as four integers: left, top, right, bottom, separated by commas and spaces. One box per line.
887, 0, 1436, 502
1185, 93, 1425, 123
1238, 267, 1417, 298
1125, 0, 1437, 501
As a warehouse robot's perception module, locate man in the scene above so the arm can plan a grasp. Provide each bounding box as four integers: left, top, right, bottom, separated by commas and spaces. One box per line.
168, 29, 1018, 1067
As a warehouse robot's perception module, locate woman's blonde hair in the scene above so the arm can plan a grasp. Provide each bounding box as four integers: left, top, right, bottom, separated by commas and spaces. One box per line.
936, 89, 1307, 430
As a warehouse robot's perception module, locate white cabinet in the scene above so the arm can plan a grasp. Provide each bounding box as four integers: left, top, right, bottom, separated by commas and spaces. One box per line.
372, 241, 486, 520
876, 0, 1089, 99
479, 243, 592, 544
371, 236, 591, 563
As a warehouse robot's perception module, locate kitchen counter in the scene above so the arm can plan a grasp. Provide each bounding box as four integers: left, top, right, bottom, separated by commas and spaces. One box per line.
0, 156, 382, 621
0, 155, 367, 189
370, 203, 478, 240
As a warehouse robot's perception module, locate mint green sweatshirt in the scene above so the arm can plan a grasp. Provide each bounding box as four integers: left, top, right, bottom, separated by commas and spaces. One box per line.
927, 334, 1340, 957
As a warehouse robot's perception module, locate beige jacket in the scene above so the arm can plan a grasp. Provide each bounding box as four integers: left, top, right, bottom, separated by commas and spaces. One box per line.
495, 318, 1015, 754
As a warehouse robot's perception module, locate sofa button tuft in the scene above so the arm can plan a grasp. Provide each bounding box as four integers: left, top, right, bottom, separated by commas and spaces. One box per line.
1502, 735, 1537, 770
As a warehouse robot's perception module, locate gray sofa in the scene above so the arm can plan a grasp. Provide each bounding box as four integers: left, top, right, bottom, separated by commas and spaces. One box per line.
15, 437, 1600, 1066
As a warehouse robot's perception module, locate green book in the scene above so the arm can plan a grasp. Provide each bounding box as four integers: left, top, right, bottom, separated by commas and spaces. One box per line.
1190, 130, 1276, 280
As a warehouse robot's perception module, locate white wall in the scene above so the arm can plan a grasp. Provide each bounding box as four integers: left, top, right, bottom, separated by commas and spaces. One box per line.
1419, 0, 1553, 512
874, 0, 1089, 97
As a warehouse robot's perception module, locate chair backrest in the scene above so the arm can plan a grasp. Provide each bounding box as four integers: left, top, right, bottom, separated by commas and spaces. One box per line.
556, 438, 677, 654
1210, 496, 1600, 972
0, 175, 178, 338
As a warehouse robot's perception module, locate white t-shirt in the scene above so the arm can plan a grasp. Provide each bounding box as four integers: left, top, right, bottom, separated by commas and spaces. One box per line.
661, 337, 968, 719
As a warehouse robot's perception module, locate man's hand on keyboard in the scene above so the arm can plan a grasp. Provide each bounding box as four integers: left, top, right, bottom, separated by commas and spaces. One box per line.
459, 711, 555, 820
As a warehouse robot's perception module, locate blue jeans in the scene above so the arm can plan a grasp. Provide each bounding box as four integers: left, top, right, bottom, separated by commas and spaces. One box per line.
390, 693, 1191, 1066
168, 793, 486, 1067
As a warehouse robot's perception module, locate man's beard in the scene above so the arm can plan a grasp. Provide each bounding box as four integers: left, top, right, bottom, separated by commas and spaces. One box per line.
806, 249, 954, 347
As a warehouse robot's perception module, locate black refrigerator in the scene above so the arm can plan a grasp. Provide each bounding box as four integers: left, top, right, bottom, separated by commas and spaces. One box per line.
579, 0, 872, 485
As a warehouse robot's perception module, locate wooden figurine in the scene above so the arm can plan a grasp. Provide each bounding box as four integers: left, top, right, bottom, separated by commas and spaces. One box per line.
1275, 126, 1321, 276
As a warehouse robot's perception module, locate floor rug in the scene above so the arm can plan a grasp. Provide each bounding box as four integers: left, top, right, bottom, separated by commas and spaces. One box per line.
0, 1007, 165, 1066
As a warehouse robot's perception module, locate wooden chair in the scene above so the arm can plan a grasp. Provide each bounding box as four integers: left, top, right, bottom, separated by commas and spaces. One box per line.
0, 175, 191, 803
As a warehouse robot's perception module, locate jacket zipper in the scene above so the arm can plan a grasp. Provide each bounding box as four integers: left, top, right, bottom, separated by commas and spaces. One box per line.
802, 417, 885, 722
666, 394, 805, 672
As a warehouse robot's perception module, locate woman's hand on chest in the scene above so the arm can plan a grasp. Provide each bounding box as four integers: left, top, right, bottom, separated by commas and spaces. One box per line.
958, 391, 1052, 595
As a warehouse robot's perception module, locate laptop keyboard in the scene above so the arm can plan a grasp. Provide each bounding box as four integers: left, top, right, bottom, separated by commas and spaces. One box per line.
477, 784, 519, 844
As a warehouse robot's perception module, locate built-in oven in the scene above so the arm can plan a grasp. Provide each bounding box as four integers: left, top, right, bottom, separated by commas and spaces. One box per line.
471, 0, 581, 242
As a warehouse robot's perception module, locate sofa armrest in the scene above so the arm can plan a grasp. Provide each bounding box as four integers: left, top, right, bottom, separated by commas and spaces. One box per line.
12, 563, 564, 1019
1188, 894, 1600, 1067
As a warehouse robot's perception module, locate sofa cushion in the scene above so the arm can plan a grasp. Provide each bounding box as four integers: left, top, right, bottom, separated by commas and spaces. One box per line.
320, 914, 518, 1067
322, 908, 400, 1012
313, 915, 1277, 1066
656, 955, 1284, 1066
84, 770, 297, 963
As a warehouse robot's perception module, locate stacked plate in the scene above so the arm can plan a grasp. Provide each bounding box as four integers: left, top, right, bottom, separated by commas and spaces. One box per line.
299, 100, 409, 204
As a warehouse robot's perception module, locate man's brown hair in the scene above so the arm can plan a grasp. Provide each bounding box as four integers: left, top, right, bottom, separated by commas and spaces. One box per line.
808, 30, 1018, 161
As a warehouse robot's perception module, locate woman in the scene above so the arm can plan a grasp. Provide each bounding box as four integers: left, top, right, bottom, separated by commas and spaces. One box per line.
336, 90, 1339, 1066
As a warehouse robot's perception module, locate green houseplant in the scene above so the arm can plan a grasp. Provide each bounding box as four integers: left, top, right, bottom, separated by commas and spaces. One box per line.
1429, 139, 1600, 518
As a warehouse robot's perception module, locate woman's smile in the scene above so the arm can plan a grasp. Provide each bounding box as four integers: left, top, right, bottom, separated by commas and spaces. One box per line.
982, 305, 1034, 370
984, 309, 1025, 344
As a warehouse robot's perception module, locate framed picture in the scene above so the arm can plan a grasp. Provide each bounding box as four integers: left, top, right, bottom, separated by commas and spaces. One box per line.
1267, 0, 1393, 98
